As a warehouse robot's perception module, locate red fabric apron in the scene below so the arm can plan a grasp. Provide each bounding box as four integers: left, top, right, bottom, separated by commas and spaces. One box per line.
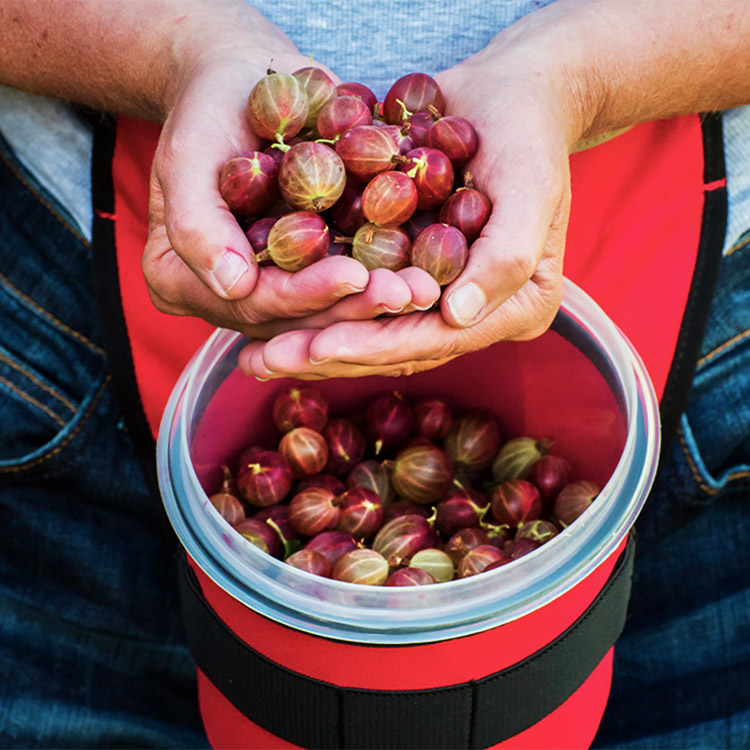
91, 112, 726, 749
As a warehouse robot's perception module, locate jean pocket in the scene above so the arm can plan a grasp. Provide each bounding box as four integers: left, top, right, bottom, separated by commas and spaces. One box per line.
0, 269, 108, 474
674, 242, 750, 503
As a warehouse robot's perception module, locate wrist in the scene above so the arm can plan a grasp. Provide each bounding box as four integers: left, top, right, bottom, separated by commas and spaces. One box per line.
488, 7, 608, 151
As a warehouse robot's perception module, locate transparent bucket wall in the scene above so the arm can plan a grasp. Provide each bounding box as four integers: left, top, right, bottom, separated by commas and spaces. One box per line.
158, 268, 664, 643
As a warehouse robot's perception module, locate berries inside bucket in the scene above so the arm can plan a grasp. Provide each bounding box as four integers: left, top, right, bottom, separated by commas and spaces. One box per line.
206, 385, 599, 586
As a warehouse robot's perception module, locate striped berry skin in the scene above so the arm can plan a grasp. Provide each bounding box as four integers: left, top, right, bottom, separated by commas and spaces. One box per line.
488, 480, 543, 529
373, 514, 437, 568
336, 81, 378, 112
278, 142, 346, 213
278, 427, 329, 479
438, 188, 491, 244
236, 449, 292, 508
336, 487, 384, 539
399, 147, 454, 210
382, 73, 445, 125
336, 125, 402, 182
389, 444, 454, 505
292, 67, 337, 130
458, 545, 510, 578
332, 548, 389, 585
272, 386, 328, 434
246, 72, 309, 141
219, 152, 278, 217
304, 530, 359, 566
411, 223, 468, 286
285, 549, 332, 578
361, 171, 418, 228
426, 115, 479, 167
352, 224, 411, 272
385, 567, 436, 586
264, 211, 330, 272
444, 410, 501, 471
317, 95, 373, 140
288, 487, 340, 537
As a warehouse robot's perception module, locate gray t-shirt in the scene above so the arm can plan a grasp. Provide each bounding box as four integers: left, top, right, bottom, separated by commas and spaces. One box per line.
1, 0, 749, 251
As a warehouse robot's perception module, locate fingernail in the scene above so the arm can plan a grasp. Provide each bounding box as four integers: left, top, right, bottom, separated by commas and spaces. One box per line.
309, 355, 331, 365
412, 302, 437, 311
383, 304, 406, 314
335, 283, 368, 297
447, 282, 486, 326
211, 249, 250, 296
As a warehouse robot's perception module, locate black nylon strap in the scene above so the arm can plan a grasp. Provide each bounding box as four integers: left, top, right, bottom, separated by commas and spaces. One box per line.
178, 536, 635, 749
658, 112, 727, 459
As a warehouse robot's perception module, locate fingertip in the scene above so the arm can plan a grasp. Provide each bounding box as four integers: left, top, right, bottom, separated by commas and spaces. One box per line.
397, 266, 441, 311
366, 268, 412, 312
263, 330, 319, 372
330, 256, 370, 294
237, 340, 265, 377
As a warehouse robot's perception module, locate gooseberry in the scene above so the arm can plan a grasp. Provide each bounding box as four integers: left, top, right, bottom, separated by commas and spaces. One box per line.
278, 141, 346, 212
247, 72, 309, 141
411, 223, 468, 286
278, 426, 329, 478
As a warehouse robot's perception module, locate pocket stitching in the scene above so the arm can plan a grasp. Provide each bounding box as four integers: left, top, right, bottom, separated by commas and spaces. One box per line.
0, 373, 111, 473
0, 348, 77, 415
0, 270, 104, 357
697, 326, 750, 368
678, 422, 750, 496
726, 233, 750, 257
0, 373, 68, 428
677, 423, 715, 495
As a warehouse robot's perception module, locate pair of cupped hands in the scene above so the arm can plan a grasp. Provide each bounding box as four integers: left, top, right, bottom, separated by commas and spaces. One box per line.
143, 11, 584, 381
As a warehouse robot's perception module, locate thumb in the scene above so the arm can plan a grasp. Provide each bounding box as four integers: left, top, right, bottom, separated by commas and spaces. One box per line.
151, 140, 259, 301
441, 149, 569, 328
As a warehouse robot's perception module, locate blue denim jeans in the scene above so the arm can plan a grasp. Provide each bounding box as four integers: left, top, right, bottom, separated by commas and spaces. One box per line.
1, 121, 748, 749
594, 234, 750, 748
0, 134, 208, 748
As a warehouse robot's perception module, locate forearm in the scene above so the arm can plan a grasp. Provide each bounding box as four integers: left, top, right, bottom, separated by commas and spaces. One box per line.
474, 0, 750, 147
0, 0, 292, 121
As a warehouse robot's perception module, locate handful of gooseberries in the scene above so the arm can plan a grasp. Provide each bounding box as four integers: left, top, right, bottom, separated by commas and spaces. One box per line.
220, 69, 491, 293
208, 387, 601, 587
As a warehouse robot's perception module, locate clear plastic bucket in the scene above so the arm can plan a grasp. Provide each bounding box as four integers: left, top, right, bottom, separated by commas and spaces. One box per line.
157, 278, 660, 749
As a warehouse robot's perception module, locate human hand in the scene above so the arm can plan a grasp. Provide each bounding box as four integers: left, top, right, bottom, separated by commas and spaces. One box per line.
141, 7, 429, 333
237, 24, 585, 380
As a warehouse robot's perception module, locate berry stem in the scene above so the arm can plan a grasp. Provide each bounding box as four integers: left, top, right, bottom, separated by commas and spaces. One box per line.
219, 464, 234, 493
406, 155, 427, 179
427, 104, 443, 121
396, 98, 413, 122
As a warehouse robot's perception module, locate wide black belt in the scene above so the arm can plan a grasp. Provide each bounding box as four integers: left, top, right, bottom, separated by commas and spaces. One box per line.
178, 534, 635, 749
